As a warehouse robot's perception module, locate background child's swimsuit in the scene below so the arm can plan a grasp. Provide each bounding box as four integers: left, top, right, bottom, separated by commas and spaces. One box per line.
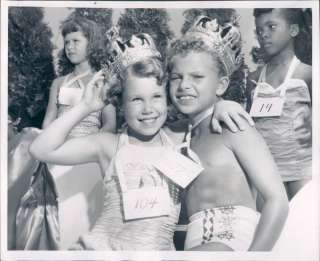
57, 72, 101, 138
73, 129, 181, 250
252, 56, 312, 182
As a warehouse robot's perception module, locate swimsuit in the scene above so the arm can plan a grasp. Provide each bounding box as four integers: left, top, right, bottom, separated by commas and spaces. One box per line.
253, 56, 312, 181
57, 71, 101, 138
184, 206, 260, 251
72, 129, 181, 250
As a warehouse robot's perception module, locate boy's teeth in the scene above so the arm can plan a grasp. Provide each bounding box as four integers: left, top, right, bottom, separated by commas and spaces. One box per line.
179, 96, 194, 100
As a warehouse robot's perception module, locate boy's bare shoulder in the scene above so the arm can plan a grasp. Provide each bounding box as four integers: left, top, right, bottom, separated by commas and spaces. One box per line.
221, 118, 261, 149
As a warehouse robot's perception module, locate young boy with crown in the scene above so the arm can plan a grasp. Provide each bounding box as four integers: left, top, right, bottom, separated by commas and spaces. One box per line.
168, 16, 289, 251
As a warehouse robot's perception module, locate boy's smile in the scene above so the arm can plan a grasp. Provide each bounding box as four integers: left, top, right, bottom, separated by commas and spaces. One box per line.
169, 51, 221, 122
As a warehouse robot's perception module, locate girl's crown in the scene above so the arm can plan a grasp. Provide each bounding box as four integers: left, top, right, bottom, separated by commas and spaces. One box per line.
103, 27, 162, 75
184, 16, 242, 75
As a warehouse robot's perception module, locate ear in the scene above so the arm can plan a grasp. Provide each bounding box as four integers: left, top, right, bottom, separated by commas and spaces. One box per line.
289, 24, 299, 37
216, 76, 230, 97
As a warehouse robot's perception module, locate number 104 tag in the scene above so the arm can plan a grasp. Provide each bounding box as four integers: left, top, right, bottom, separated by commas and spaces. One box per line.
250, 96, 285, 117
122, 186, 171, 220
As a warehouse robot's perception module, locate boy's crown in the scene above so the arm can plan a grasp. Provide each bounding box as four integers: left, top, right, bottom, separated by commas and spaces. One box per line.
103, 27, 162, 75
185, 16, 242, 75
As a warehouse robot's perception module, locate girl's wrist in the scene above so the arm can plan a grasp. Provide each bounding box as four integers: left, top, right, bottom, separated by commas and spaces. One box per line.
77, 101, 95, 115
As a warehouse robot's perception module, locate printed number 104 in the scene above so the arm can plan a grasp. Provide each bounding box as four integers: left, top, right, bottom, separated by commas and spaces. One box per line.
134, 197, 159, 209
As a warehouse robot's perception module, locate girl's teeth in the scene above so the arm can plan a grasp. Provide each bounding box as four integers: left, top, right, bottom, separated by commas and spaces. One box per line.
142, 118, 155, 123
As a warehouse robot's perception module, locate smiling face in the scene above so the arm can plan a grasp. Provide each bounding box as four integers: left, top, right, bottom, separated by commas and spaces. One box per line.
255, 9, 295, 57
169, 51, 223, 122
122, 71, 167, 140
64, 31, 88, 65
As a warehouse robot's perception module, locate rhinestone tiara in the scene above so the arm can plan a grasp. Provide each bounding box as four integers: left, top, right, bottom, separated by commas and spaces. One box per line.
102, 27, 162, 76
183, 16, 243, 75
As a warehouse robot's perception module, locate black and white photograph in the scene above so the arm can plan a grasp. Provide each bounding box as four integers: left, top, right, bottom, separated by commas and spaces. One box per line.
1, 1, 319, 261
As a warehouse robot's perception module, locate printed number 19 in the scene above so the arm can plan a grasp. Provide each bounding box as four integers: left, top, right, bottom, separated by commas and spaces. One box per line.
259, 103, 273, 113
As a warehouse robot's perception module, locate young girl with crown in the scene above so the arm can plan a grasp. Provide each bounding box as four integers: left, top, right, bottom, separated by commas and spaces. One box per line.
167, 16, 288, 251
29, 28, 203, 250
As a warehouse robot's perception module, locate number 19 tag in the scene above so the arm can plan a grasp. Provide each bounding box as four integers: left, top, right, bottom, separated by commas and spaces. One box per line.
250, 96, 285, 117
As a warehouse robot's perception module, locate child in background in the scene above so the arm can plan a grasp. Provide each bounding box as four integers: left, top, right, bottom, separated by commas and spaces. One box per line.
168, 16, 288, 251
247, 9, 312, 200
14, 17, 116, 250
30, 31, 186, 250
42, 16, 116, 135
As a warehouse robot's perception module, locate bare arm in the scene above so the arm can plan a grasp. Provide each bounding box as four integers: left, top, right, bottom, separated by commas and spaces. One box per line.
42, 78, 60, 129
30, 71, 114, 165
211, 100, 255, 133
224, 120, 289, 251
100, 103, 117, 133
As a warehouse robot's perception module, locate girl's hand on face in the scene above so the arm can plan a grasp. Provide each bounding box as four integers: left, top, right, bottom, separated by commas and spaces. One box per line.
82, 70, 108, 112
211, 100, 255, 133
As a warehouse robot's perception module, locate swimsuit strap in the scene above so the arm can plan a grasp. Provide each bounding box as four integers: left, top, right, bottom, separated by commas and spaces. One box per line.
158, 129, 175, 148
177, 107, 214, 165
258, 56, 299, 84
284, 56, 300, 81
258, 65, 267, 83
255, 56, 299, 98
62, 70, 91, 89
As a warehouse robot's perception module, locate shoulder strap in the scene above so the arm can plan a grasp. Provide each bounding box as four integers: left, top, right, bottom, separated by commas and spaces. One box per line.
258, 65, 267, 83
63, 70, 91, 89
159, 129, 175, 148
285, 56, 300, 81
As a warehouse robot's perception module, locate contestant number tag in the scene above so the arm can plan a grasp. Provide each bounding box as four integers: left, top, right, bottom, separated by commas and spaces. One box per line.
250, 97, 284, 117
122, 186, 171, 220
153, 150, 203, 188
58, 87, 83, 106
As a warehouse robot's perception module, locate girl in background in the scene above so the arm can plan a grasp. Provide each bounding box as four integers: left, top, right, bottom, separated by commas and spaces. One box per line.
43, 16, 116, 134
247, 8, 312, 200
11, 17, 116, 250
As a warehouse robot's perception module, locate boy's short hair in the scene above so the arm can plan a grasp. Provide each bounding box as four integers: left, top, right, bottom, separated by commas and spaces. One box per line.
107, 57, 167, 108
168, 39, 228, 77
168, 38, 246, 103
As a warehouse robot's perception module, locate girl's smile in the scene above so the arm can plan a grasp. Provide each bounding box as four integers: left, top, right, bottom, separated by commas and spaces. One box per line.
123, 72, 167, 140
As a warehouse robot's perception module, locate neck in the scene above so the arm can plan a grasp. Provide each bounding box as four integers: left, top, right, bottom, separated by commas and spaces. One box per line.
268, 45, 295, 67
189, 106, 214, 130
73, 61, 91, 76
127, 127, 162, 147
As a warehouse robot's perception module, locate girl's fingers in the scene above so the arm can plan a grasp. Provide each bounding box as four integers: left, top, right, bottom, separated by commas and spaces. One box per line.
222, 114, 238, 133
230, 112, 245, 131
211, 117, 222, 134
239, 110, 255, 126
